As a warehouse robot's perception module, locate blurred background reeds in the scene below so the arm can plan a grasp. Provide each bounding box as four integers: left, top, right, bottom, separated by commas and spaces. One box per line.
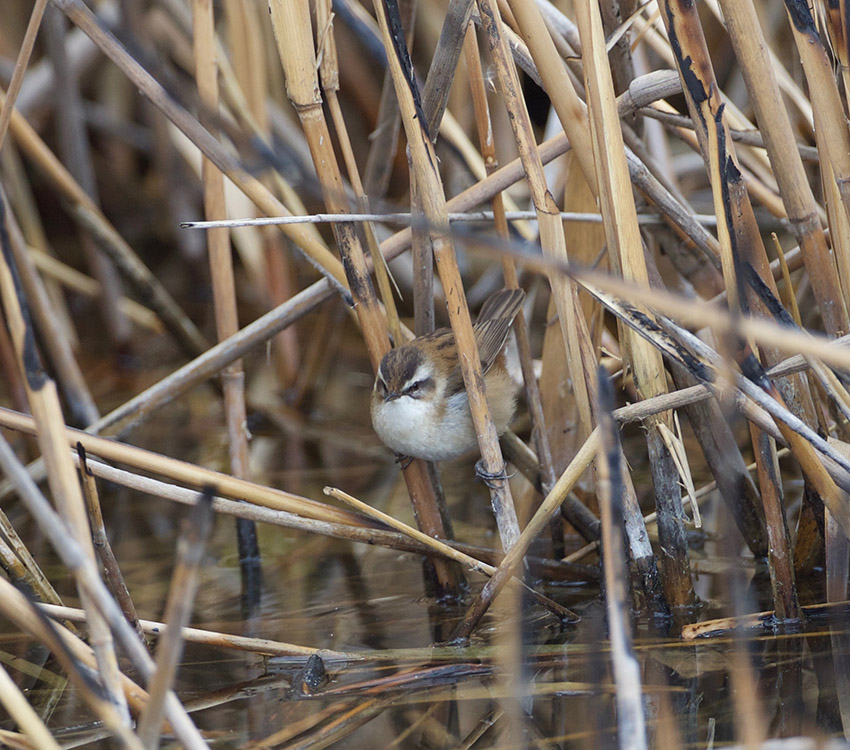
1, 0, 850, 747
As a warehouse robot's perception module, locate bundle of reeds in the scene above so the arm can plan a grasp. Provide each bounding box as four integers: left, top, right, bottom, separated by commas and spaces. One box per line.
1, 0, 850, 746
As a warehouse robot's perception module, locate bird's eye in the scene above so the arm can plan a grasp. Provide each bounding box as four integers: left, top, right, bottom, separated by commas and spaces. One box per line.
404, 381, 422, 396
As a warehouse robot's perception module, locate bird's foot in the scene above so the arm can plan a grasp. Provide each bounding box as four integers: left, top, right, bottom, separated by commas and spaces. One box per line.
474, 459, 512, 489
394, 453, 414, 469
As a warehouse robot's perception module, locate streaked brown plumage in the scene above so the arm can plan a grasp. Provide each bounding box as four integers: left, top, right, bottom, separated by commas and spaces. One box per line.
370, 289, 525, 462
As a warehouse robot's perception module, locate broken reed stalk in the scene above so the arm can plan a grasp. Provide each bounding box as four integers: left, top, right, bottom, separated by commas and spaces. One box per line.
137, 490, 215, 748
0, 194, 129, 723
268, 0, 463, 593
596, 367, 647, 750
573, 0, 694, 609
191, 0, 260, 617
369, 0, 522, 549
78, 445, 147, 645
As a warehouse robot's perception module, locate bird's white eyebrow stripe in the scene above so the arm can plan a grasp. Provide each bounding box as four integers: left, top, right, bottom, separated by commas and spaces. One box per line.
403, 363, 432, 389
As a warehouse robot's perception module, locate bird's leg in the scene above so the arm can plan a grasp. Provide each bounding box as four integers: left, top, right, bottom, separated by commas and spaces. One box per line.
474, 458, 513, 489
394, 453, 414, 469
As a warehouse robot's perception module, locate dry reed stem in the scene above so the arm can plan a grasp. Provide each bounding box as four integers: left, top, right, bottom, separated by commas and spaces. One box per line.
27, 248, 162, 331
0, 405, 373, 528
137, 490, 214, 748
0, 502, 65, 613
719, 0, 848, 339
657, 0, 815, 480
52, 0, 350, 297
0, 437, 151, 746
77, 455, 595, 582
0, 660, 61, 750
666, 360, 768, 556
325, 486, 578, 620
191, 0, 260, 615
658, 324, 850, 535
477, 0, 593, 442
5, 221, 846, 516
1, 141, 78, 350
315, 0, 403, 346
0, 89, 209, 358
574, 0, 693, 608
40, 603, 353, 660
827, 439, 850, 608
78, 445, 147, 645
0, 195, 129, 721
421, 0, 474, 138
782, 0, 850, 228
750, 424, 799, 620
596, 367, 647, 749
250, 696, 394, 750
507, 0, 597, 193
453, 428, 600, 639
703, 60, 797, 616
0, 571, 150, 710
44, 7, 131, 349
0, 0, 47, 150
370, 0, 522, 549
0, 278, 336, 510
3, 192, 99, 425
269, 0, 462, 593
462, 27, 572, 552
0, 430, 209, 748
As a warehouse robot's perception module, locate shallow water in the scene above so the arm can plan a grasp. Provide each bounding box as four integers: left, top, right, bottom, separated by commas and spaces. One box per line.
1, 337, 848, 749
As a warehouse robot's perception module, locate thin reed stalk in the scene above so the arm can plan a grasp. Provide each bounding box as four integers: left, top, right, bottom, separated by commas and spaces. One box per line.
0, 0, 48, 149
574, 0, 693, 609
0, 194, 129, 721
370, 0, 522, 549
137, 490, 214, 748
191, 0, 260, 618
596, 367, 647, 750
77, 445, 147, 645
268, 0, 462, 593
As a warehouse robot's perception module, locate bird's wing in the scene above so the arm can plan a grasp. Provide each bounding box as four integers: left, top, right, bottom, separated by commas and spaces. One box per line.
474, 289, 525, 372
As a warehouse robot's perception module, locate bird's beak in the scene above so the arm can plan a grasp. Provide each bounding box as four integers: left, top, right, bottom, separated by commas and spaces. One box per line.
385, 392, 401, 402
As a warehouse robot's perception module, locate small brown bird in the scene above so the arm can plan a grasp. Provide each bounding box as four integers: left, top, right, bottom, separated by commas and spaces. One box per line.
371, 289, 525, 463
